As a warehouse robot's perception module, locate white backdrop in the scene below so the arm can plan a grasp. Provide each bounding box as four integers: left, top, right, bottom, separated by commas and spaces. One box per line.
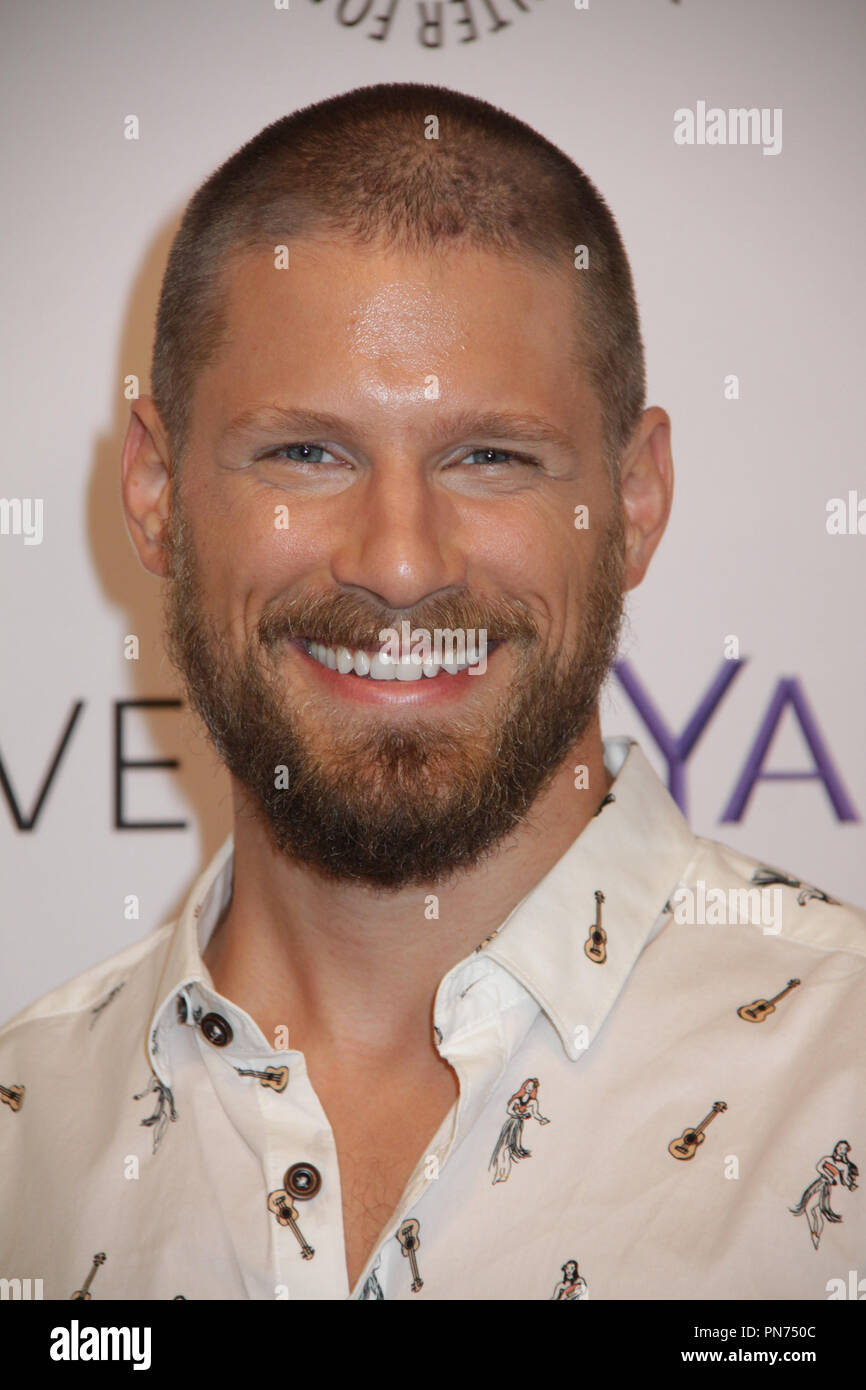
2, 0, 864, 1021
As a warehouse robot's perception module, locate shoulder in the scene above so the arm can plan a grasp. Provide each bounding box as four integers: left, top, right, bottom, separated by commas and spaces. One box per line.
681, 835, 866, 957
0, 922, 174, 1050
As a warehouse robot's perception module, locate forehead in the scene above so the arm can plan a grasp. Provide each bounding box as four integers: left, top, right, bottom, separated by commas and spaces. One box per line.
194, 235, 597, 443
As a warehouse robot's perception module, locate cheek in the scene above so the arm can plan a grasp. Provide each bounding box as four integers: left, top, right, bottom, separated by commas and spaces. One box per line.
210, 491, 339, 621
453, 491, 566, 577
472, 505, 588, 624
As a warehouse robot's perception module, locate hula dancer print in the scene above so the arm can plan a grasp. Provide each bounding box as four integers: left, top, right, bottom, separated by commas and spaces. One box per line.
790, 1141, 858, 1249
359, 1264, 385, 1300
490, 1077, 550, 1184
750, 866, 838, 907
133, 1074, 178, 1154
551, 1259, 588, 1300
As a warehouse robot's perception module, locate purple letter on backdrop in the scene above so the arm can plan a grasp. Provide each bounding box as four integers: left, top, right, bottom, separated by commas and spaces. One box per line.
613, 659, 744, 817
720, 677, 858, 822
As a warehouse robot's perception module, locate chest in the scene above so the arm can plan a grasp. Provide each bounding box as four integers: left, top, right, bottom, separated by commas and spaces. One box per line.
341, 1155, 414, 1295
322, 1078, 458, 1295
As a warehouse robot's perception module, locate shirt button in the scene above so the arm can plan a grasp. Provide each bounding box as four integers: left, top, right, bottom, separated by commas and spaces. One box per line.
200, 1012, 233, 1047
285, 1162, 322, 1200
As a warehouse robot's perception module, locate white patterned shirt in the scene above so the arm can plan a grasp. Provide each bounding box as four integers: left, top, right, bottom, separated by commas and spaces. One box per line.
1, 737, 863, 1300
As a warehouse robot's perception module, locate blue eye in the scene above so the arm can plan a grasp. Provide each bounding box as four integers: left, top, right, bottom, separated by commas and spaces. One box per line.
266, 443, 330, 463
466, 449, 511, 465
256, 443, 539, 469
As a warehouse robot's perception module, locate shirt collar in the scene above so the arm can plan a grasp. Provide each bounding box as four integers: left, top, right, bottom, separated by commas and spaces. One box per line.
476, 736, 696, 1059
145, 737, 696, 1078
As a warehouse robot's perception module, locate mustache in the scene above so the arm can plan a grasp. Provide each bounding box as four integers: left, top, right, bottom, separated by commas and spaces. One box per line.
257, 589, 540, 652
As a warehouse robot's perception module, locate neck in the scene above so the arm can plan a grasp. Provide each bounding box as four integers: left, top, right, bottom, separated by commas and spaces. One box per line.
203, 716, 610, 1069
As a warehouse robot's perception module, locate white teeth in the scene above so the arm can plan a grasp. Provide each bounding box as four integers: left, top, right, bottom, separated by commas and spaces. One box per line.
368, 652, 396, 681
395, 654, 423, 682
304, 639, 480, 682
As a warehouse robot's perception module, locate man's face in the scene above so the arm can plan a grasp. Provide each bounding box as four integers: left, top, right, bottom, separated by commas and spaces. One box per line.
163, 236, 625, 889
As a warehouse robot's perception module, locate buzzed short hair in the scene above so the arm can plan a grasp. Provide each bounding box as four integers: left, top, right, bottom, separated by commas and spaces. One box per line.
150, 82, 646, 485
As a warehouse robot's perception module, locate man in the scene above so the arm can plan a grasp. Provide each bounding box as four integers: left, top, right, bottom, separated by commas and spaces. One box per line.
1, 83, 863, 1301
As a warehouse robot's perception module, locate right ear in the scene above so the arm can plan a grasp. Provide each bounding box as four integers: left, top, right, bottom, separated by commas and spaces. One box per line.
121, 396, 173, 577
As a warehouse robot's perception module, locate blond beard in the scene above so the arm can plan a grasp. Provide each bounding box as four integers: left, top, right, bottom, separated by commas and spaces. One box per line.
162, 490, 625, 888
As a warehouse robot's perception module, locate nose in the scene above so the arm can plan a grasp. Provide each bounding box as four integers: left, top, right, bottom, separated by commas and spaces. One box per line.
328, 450, 467, 611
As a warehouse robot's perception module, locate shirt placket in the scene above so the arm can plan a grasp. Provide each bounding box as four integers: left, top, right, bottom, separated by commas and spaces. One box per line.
182, 984, 352, 1300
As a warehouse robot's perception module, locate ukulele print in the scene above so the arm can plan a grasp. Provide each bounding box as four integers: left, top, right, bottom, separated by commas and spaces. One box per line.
396, 1219, 423, 1293
750, 866, 838, 907
668, 1101, 728, 1160
551, 1259, 588, 1300
490, 1078, 551, 1183
234, 1065, 289, 1092
1, 1083, 25, 1112
71, 1252, 106, 1300
267, 1162, 322, 1259
474, 917, 508, 953
790, 1141, 859, 1249
584, 890, 607, 964
267, 1192, 313, 1258
737, 977, 801, 1023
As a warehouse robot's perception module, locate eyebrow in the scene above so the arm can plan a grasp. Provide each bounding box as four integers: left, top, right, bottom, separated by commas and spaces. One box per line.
219, 405, 579, 455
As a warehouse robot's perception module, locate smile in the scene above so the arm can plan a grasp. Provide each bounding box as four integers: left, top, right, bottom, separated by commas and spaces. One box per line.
302, 638, 496, 682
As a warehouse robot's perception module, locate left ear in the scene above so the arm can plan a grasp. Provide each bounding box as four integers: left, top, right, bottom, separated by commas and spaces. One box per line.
619, 407, 674, 591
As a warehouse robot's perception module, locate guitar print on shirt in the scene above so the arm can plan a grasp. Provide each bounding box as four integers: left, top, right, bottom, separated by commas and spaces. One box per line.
1, 1082, 25, 1112
737, 977, 801, 1023
267, 1162, 322, 1259
584, 890, 607, 964
490, 1078, 551, 1184
234, 1064, 289, 1091
71, 1252, 106, 1300
396, 1218, 424, 1293
668, 1101, 727, 1160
